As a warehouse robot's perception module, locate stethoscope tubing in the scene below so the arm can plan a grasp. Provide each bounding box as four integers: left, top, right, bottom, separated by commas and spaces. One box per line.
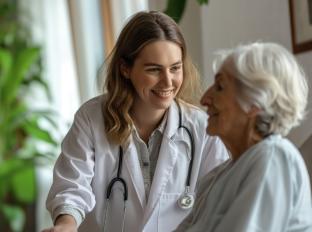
177, 102, 195, 188
103, 100, 195, 231
106, 146, 128, 201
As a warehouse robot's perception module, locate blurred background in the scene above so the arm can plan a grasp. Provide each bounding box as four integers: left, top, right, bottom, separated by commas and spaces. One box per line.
0, 0, 311, 231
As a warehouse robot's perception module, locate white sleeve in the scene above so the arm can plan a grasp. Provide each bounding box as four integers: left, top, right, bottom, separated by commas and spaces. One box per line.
198, 135, 229, 181
46, 107, 96, 226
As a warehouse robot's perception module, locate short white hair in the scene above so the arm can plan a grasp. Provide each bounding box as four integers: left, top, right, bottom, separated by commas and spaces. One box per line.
213, 42, 309, 136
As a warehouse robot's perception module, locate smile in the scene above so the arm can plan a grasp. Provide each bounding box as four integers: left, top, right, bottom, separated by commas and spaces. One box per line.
152, 89, 174, 97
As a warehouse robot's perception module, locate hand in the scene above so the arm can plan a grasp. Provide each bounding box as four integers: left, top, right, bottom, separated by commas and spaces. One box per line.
42, 214, 77, 232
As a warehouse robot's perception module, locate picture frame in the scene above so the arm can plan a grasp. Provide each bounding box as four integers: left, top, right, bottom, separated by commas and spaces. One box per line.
289, 0, 312, 54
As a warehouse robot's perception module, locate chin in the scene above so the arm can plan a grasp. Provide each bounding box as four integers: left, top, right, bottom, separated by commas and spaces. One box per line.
206, 126, 217, 136
152, 98, 174, 109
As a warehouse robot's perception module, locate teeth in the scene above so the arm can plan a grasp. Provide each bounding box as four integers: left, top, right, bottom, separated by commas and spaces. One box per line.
153, 90, 173, 97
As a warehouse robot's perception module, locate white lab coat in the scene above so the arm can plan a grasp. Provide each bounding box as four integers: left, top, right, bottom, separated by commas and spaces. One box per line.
46, 95, 228, 232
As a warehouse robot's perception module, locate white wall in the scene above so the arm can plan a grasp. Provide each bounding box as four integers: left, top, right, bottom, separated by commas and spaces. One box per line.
149, 0, 312, 149
148, 0, 204, 75
200, 0, 312, 148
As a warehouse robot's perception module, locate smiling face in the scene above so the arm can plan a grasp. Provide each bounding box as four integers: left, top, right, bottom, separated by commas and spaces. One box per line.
200, 64, 250, 143
123, 40, 183, 113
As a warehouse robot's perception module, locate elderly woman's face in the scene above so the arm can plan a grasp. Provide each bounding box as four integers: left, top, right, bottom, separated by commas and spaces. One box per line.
200, 65, 250, 142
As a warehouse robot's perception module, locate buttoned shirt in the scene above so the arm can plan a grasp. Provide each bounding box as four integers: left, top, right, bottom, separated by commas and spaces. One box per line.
132, 112, 168, 198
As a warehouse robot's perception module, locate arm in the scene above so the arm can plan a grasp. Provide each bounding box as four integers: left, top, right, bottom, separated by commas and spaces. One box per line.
42, 215, 77, 232
214, 146, 293, 232
46, 107, 96, 227
198, 135, 229, 181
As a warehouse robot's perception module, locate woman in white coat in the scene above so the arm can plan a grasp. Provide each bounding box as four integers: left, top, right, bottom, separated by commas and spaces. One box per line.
43, 11, 228, 232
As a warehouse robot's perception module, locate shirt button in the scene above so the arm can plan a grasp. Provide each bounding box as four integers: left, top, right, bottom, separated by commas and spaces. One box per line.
143, 162, 149, 167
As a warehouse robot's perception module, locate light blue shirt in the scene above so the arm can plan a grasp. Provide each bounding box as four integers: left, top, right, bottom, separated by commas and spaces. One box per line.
175, 134, 312, 232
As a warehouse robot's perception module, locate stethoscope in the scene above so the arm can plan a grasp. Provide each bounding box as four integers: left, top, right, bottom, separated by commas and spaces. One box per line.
103, 101, 195, 231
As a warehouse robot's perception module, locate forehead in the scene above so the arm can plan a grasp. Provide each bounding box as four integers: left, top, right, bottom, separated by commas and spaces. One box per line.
135, 40, 182, 65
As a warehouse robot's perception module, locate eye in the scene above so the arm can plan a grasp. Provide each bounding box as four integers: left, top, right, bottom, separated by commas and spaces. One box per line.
146, 67, 161, 73
215, 81, 224, 91
170, 65, 182, 73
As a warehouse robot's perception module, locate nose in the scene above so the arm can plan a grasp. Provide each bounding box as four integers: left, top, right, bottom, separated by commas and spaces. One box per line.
161, 70, 172, 86
200, 86, 213, 106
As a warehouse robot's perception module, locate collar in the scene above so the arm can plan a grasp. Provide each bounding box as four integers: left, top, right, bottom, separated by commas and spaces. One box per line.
131, 108, 169, 142
130, 100, 182, 140
162, 99, 181, 139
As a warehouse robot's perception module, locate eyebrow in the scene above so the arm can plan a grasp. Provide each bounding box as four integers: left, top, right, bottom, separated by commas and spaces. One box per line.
143, 61, 182, 67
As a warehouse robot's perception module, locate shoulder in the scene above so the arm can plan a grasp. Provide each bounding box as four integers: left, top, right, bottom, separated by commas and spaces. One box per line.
240, 135, 307, 182
75, 95, 105, 121
250, 135, 302, 163
78, 95, 105, 114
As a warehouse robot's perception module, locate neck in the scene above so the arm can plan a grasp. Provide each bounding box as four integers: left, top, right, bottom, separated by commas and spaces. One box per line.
223, 124, 263, 162
130, 101, 166, 143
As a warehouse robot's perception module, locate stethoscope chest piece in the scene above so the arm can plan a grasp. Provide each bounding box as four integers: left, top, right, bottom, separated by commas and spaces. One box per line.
178, 193, 194, 210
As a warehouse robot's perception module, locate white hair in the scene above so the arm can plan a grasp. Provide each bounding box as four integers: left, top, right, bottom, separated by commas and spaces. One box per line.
213, 42, 309, 136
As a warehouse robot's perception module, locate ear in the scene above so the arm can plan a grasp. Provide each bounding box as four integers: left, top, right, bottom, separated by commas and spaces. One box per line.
120, 61, 130, 79
247, 105, 261, 118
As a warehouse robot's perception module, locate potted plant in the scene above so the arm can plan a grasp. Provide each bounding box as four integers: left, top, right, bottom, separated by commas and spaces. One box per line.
0, 1, 58, 231
164, 0, 209, 23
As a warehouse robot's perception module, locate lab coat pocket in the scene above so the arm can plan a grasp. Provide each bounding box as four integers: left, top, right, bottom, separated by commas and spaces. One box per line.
158, 192, 193, 232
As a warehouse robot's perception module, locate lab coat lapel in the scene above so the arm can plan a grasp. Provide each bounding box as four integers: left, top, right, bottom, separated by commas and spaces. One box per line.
142, 101, 180, 224
124, 141, 146, 209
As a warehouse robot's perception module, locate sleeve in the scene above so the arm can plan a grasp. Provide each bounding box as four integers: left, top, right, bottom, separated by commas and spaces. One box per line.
46, 107, 96, 227
214, 146, 294, 232
198, 135, 230, 181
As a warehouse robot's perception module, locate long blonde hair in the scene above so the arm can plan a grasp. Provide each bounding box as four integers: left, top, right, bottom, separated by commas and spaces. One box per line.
101, 11, 202, 145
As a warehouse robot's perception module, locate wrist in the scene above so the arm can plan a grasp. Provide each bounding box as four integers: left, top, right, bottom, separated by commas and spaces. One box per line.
55, 214, 77, 228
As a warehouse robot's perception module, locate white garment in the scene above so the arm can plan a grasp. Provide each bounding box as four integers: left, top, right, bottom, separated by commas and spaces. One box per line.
46, 95, 229, 232
175, 134, 312, 232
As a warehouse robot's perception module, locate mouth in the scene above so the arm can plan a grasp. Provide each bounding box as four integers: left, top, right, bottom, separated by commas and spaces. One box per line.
152, 89, 175, 98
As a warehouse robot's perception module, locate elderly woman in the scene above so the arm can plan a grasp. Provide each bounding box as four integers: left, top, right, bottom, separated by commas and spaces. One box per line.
175, 42, 312, 232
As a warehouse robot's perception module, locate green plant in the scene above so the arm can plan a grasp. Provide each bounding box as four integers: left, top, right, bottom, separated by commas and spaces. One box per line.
164, 0, 210, 23
0, 1, 58, 231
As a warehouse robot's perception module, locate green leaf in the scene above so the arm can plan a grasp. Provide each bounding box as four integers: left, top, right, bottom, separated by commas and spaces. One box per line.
23, 75, 53, 101
0, 158, 33, 182
0, 101, 27, 130
164, 0, 187, 23
1, 204, 25, 232
30, 109, 59, 129
3, 47, 40, 105
0, 48, 13, 92
11, 164, 36, 203
196, 0, 209, 5
0, 159, 21, 180
0, 177, 9, 201
22, 118, 57, 145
